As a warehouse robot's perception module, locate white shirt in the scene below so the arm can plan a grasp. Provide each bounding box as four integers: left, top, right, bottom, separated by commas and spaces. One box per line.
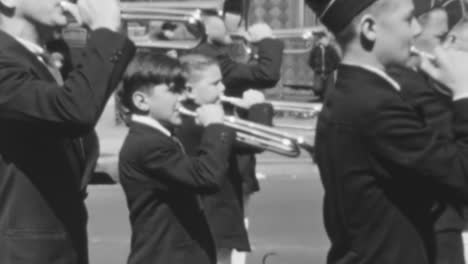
131, 114, 171, 137
15, 37, 46, 62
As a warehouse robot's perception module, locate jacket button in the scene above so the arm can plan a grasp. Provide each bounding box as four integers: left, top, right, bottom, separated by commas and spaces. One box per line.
220, 132, 228, 142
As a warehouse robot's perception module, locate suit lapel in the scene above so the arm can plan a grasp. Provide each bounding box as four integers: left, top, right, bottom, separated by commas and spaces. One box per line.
0, 30, 97, 191
0, 30, 57, 83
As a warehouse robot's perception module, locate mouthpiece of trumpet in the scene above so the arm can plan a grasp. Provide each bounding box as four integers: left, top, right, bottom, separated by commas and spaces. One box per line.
410, 46, 436, 61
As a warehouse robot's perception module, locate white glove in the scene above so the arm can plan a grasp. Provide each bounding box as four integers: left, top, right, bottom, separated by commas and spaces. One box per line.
248, 23, 274, 43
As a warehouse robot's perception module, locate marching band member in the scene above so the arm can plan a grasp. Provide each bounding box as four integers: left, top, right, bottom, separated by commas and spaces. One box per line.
0, 0, 135, 263
118, 53, 235, 264
192, 13, 283, 264
307, 0, 468, 263
388, 3, 466, 263
176, 53, 272, 264
308, 32, 341, 100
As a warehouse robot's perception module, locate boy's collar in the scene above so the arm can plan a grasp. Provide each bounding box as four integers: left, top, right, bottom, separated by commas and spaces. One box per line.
341, 61, 401, 91
131, 114, 171, 137
15, 36, 45, 56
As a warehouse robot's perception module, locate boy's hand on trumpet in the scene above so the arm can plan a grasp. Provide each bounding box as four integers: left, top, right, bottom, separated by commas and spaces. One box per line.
242, 89, 266, 107
248, 23, 274, 43
196, 104, 224, 127
221, 90, 265, 109
420, 46, 468, 100
60, 0, 121, 32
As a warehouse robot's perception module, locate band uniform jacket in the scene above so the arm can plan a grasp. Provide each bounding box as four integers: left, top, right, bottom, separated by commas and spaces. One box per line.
119, 122, 235, 264
315, 64, 468, 264
193, 38, 283, 196
389, 66, 465, 233
0, 29, 135, 264
193, 38, 284, 97
175, 102, 274, 251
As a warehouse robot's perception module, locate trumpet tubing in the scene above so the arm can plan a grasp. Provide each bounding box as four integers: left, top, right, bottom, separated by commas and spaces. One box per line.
177, 106, 313, 157
120, 1, 222, 13
119, 2, 213, 50
273, 27, 323, 40
410, 46, 436, 61
220, 95, 322, 126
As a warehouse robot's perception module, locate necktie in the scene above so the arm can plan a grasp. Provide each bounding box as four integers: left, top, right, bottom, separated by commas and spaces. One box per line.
171, 136, 186, 155
37, 51, 64, 85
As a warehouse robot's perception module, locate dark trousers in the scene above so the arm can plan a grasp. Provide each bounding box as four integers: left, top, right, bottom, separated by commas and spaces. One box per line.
435, 230, 465, 264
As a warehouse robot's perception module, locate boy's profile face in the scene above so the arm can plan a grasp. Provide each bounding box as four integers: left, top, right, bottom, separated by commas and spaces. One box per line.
187, 64, 225, 105
134, 83, 185, 126
372, 0, 421, 67
414, 9, 448, 54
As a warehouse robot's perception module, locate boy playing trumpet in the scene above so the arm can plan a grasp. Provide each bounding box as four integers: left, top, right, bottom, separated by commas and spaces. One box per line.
118, 53, 235, 264
176, 53, 272, 264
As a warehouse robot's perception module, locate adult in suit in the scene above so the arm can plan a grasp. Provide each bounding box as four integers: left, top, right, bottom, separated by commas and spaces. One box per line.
307, 0, 468, 263
0, 0, 135, 263
389, 5, 466, 264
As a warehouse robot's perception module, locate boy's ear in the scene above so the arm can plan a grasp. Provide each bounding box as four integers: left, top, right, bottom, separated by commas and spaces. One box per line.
359, 14, 377, 43
132, 91, 150, 112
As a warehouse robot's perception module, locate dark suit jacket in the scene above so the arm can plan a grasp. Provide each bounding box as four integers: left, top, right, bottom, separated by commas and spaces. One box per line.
193, 38, 284, 97
175, 102, 273, 251
315, 64, 468, 264
0, 29, 135, 264
119, 122, 235, 264
389, 66, 465, 232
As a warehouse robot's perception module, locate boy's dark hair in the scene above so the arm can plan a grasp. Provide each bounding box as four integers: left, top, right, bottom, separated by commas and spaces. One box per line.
118, 53, 186, 115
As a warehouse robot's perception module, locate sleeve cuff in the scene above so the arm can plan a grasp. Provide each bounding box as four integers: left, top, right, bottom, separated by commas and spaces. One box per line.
453, 93, 468, 101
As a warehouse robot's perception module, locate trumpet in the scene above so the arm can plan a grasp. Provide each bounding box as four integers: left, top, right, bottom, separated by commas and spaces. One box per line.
61, 1, 215, 50
410, 46, 436, 61
120, 2, 212, 50
231, 26, 327, 55
220, 95, 321, 130
177, 106, 314, 157
273, 27, 326, 40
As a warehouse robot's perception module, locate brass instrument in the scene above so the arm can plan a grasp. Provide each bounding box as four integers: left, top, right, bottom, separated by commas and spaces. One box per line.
274, 27, 327, 54
273, 27, 325, 40
120, 2, 220, 50
231, 26, 327, 55
177, 106, 314, 157
62, 1, 217, 50
220, 95, 321, 131
120, 1, 222, 13
410, 46, 436, 61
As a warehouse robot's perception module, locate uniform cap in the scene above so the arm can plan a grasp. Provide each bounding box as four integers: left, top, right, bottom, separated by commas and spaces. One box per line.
306, 0, 378, 34
440, 0, 465, 29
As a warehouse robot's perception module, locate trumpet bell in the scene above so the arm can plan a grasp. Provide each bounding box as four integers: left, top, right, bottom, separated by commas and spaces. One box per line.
63, 1, 218, 50
121, 2, 210, 50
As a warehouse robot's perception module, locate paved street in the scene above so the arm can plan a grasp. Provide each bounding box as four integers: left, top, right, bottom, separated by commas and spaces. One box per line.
88, 97, 468, 264
86, 162, 328, 264
87, 98, 328, 264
